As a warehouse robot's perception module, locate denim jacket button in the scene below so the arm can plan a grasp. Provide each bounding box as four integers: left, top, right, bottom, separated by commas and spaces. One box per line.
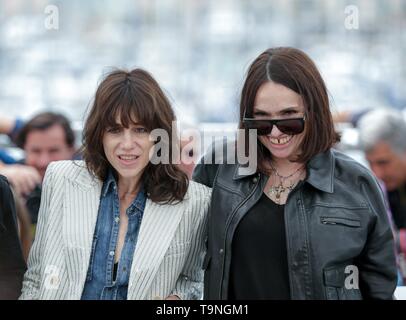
109, 251, 115, 256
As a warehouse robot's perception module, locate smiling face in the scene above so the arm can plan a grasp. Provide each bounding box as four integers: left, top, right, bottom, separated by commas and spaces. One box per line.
254, 81, 306, 161
102, 116, 154, 186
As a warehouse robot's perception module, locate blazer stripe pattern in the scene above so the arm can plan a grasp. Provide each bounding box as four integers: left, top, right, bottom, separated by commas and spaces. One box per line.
19, 160, 211, 300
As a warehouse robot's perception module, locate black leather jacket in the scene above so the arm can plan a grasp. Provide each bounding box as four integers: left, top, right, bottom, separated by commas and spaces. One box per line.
0, 175, 26, 299
193, 146, 397, 300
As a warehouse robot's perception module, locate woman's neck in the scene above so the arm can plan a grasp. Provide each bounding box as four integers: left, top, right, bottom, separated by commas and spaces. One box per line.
117, 177, 141, 198
269, 158, 304, 176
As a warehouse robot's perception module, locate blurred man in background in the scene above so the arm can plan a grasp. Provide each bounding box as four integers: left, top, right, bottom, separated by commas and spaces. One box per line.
358, 108, 406, 227
0, 116, 41, 195
13, 112, 76, 226
358, 108, 406, 281
15, 112, 76, 181
0, 112, 76, 238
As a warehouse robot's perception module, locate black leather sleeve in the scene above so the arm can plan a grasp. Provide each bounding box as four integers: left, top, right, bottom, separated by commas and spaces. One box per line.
357, 174, 398, 299
0, 175, 27, 300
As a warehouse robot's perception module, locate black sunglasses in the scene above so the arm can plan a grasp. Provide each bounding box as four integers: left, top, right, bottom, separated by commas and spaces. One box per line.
243, 116, 306, 136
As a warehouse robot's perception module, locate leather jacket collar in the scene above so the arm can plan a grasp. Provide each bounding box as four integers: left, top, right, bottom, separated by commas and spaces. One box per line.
233, 149, 335, 194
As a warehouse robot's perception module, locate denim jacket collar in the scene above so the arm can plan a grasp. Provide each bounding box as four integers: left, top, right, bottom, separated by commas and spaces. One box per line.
101, 169, 117, 198
101, 168, 147, 213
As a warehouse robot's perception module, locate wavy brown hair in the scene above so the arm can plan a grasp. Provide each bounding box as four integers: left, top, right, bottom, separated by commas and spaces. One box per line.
239, 47, 340, 173
81, 68, 188, 204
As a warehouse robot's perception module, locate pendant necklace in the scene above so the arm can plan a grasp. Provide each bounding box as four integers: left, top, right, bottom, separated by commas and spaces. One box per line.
268, 163, 303, 204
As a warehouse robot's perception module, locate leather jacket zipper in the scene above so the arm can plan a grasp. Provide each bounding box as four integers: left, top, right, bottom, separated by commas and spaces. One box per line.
219, 175, 261, 298
320, 217, 361, 228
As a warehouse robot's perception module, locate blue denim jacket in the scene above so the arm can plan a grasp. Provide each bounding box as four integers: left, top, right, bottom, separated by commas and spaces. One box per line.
81, 170, 146, 300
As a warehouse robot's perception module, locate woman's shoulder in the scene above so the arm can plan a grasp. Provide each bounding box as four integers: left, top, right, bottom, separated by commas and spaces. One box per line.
186, 180, 212, 199
44, 160, 92, 183
332, 149, 378, 185
179, 180, 212, 211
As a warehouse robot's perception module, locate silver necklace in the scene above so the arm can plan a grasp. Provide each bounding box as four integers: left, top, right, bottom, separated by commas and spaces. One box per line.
268, 163, 303, 204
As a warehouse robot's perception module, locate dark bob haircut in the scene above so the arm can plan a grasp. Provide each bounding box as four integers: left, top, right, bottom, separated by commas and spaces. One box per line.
239, 47, 340, 172
81, 68, 188, 204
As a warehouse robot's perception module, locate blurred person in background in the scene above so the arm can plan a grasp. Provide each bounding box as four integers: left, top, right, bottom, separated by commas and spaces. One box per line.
0, 116, 25, 164
332, 109, 371, 128
0, 117, 37, 259
20, 68, 210, 300
12, 189, 33, 262
193, 47, 397, 300
15, 112, 76, 181
358, 108, 406, 281
13, 112, 76, 228
0, 116, 41, 196
0, 175, 26, 299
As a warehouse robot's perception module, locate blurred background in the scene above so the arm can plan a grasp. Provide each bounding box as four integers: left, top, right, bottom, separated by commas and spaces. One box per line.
0, 0, 406, 161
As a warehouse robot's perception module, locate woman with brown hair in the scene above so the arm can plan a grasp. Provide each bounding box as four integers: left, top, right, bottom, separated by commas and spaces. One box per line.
20, 68, 211, 300
193, 47, 397, 299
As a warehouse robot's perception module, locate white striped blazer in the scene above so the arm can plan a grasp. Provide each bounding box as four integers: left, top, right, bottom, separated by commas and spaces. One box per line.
19, 160, 211, 300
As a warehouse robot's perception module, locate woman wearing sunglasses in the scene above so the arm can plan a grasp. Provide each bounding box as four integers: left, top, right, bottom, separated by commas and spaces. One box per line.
193, 47, 397, 299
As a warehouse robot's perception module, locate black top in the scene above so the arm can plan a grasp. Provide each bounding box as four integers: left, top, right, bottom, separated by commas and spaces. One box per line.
388, 183, 406, 230
229, 193, 290, 300
113, 262, 118, 282
0, 175, 26, 299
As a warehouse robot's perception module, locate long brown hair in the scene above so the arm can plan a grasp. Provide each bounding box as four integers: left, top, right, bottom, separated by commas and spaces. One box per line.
239, 47, 340, 173
81, 68, 188, 204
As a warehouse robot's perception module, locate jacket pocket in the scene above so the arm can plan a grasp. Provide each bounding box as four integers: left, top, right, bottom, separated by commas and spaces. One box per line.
323, 264, 362, 300
85, 236, 98, 282
320, 217, 361, 228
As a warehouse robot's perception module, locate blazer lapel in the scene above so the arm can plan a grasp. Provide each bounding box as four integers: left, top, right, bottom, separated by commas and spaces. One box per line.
62, 165, 102, 299
127, 199, 184, 299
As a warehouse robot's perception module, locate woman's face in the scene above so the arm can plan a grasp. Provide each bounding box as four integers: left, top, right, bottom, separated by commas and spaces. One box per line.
253, 81, 306, 161
102, 116, 154, 184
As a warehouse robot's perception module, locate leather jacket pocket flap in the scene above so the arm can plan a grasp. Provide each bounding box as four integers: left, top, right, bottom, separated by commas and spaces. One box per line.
202, 253, 211, 270
320, 217, 361, 228
323, 266, 346, 287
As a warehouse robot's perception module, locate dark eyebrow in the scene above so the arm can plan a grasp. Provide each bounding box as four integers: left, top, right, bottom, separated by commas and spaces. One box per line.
252, 109, 270, 116
253, 106, 301, 116
109, 121, 143, 128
